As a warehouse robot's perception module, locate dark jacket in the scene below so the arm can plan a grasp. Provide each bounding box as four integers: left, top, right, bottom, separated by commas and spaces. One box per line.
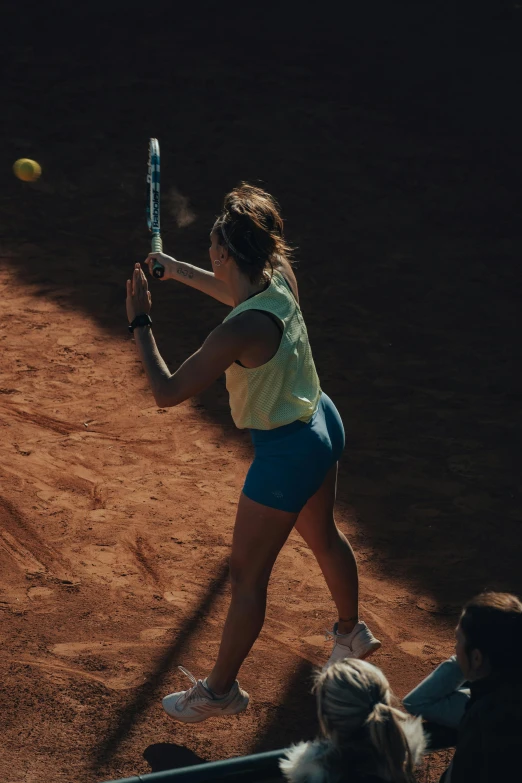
441, 673, 522, 782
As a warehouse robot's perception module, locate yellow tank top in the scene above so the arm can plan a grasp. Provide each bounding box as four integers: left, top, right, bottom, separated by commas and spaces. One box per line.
223, 270, 321, 430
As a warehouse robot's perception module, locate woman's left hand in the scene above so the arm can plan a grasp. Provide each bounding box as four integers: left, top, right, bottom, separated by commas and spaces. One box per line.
126, 263, 152, 322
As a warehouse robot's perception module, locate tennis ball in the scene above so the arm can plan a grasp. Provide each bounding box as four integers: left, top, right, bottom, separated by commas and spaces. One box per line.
13, 158, 42, 182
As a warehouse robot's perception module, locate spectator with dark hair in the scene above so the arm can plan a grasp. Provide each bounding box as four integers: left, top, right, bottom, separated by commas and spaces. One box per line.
404, 591, 522, 782
280, 658, 426, 783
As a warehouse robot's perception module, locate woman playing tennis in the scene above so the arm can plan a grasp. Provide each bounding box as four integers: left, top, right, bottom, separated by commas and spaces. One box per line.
126, 184, 380, 723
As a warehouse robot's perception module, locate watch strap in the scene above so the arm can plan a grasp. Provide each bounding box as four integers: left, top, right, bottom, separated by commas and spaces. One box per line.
128, 313, 152, 333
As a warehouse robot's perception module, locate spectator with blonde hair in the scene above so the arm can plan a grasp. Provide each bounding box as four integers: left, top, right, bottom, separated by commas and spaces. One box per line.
280, 659, 426, 783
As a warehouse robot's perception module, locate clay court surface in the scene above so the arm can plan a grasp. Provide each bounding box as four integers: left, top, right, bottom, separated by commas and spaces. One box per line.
1, 4, 521, 782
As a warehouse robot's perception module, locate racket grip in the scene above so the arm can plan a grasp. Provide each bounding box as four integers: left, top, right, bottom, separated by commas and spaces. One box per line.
151, 235, 164, 278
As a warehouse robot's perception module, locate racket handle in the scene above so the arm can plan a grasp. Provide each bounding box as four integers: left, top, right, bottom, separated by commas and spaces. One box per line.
151, 235, 164, 278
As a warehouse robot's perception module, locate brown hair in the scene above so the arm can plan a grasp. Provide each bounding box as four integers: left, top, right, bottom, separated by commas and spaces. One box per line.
460, 591, 522, 671
214, 183, 293, 283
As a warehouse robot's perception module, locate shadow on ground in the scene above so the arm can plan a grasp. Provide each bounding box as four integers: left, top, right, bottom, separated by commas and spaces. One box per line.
143, 743, 206, 773
89, 562, 229, 775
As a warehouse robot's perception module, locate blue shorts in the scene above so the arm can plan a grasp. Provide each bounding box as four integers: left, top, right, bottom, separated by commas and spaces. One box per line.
243, 392, 345, 513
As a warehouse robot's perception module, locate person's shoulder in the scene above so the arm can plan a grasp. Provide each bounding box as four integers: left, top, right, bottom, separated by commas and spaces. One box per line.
453, 684, 521, 780
279, 740, 330, 783
473, 677, 522, 706
473, 680, 522, 725
458, 680, 522, 760
273, 259, 299, 302
223, 309, 279, 339
279, 741, 390, 783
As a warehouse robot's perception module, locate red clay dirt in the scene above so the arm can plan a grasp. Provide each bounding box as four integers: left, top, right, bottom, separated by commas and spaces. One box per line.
1, 4, 521, 782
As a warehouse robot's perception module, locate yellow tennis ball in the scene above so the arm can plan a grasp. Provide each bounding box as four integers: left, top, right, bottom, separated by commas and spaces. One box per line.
13, 158, 42, 182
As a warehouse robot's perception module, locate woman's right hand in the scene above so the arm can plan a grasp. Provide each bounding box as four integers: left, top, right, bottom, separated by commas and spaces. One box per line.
145, 252, 176, 281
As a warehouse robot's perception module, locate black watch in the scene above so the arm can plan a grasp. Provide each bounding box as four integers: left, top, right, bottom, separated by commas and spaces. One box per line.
128, 313, 152, 333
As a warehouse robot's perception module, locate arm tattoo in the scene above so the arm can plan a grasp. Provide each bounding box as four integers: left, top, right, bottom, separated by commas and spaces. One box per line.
176, 266, 194, 279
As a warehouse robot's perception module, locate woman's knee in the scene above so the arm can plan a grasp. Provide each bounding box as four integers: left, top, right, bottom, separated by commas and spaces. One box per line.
300, 516, 342, 554
229, 555, 271, 593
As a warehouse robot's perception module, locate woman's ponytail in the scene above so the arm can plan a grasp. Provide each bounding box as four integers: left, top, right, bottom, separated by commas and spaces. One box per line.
366, 702, 417, 783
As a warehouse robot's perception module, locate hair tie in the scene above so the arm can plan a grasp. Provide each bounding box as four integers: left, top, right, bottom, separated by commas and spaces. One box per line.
366, 700, 390, 724
221, 223, 250, 262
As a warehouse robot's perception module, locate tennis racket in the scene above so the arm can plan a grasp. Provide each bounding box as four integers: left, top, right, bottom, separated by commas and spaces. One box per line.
147, 138, 165, 278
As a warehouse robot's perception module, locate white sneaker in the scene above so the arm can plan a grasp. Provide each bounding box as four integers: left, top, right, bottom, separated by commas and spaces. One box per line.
162, 666, 249, 723
323, 621, 381, 671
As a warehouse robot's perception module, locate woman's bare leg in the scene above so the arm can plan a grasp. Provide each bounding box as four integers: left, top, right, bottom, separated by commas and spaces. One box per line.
206, 493, 298, 694
295, 463, 359, 634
